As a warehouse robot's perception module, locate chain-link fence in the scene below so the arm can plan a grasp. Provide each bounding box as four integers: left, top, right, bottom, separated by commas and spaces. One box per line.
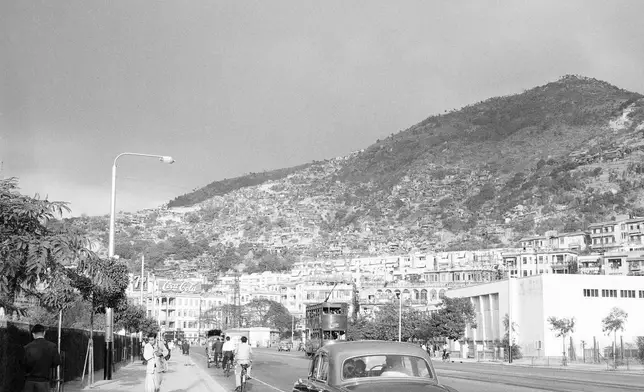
469, 345, 644, 371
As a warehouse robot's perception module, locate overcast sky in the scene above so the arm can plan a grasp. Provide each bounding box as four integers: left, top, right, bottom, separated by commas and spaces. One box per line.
1, 0, 643, 217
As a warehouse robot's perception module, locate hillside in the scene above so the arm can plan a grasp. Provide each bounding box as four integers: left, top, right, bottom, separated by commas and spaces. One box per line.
70, 75, 644, 273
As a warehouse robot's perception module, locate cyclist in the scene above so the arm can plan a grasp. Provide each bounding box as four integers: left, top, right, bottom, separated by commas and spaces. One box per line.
234, 336, 253, 392
221, 336, 235, 373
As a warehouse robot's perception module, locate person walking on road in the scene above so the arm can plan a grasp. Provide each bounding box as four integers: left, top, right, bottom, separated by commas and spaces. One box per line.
234, 336, 253, 392
22, 324, 61, 392
143, 333, 163, 392
213, 337, 224, 368
159, 339, 170, 373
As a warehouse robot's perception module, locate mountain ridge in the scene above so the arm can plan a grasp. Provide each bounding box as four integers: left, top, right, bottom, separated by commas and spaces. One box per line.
70, 75, 644, 273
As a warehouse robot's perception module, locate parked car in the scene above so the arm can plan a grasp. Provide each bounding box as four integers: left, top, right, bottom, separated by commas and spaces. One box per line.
293, 340, 459, 392
278, 341, 292, 352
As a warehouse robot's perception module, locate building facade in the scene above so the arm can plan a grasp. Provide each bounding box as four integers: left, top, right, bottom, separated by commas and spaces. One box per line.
446, 274, 644, 358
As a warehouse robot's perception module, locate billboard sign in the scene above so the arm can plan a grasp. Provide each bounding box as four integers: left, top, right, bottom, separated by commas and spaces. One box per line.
158, 280, 201, 293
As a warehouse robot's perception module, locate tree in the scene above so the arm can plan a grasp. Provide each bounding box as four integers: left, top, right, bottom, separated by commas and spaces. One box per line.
502, 314, 522, 360
242, 299, 293, 336
350, 302, 428, 342
425, 297, 477, 342
244, 298, 273, 327
114, 301, 147, 333
602, 307, 628, 367
636, 337, 644, 364
547, 316, 575, 365
0, 178, 102, 316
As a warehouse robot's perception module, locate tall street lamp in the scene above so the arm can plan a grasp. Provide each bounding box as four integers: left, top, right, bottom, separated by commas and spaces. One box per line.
105, 152, 174, 380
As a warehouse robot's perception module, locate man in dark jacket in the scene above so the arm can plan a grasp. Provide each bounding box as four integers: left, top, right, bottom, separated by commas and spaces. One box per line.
23, 324, 61, 392
213, 337, 224, 367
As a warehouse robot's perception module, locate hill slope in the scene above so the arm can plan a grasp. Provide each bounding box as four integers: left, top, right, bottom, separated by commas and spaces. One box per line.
72, 75, 644, 272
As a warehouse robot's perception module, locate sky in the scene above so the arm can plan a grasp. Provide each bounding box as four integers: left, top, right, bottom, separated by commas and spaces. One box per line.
1, 0, 643, 217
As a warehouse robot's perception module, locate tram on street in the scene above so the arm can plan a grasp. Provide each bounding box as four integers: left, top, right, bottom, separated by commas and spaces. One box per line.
303, 302, 348, 356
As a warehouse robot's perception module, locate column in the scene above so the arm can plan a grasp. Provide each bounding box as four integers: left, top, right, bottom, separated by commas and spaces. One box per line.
479, 295, 487, 359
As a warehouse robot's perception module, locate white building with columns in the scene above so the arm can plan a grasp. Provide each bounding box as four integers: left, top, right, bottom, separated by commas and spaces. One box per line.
446, 274, 644, 358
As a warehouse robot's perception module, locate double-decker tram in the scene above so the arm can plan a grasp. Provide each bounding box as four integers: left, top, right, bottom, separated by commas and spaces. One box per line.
303, 302, 348, 356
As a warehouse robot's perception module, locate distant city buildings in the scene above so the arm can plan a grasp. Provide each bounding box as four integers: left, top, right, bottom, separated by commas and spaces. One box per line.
115, 215, 644, 345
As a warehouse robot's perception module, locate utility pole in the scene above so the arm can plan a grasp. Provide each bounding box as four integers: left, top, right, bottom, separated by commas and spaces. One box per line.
140, 255, 145, 306
198, 295, 202, 343
234, 271, 241, 328
508, 277, 513, 363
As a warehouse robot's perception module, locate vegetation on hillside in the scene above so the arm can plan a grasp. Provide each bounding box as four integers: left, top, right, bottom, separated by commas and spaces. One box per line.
168, 163, 312, 208
62, 76, 644, 269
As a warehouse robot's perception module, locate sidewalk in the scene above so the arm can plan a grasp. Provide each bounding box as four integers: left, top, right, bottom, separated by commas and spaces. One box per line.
65, 354, 227, 392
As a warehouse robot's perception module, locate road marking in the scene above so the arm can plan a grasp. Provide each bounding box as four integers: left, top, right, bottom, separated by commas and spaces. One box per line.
250, 376, 289, 392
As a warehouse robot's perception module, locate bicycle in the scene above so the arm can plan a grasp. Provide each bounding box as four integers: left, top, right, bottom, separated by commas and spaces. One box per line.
224, 357, 233, 378
239, 363, 250, 392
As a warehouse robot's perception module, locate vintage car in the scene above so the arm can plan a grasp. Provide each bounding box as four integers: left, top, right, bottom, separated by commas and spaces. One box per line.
293, 341, 459, 392
278, 341, 292, 352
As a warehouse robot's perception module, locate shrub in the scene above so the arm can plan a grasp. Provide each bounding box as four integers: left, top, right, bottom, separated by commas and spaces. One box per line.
637, 337, 644, 364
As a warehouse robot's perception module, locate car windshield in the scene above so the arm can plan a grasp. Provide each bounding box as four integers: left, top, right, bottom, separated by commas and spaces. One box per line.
342, 354, 432, 380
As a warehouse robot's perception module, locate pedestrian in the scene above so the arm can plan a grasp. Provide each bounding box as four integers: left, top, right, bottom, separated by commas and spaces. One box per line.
22, 324, 61, 392
143, 333, 163, 392
159, 339, 170, 373
213, 337, 224, 368
182, 340, 190, 356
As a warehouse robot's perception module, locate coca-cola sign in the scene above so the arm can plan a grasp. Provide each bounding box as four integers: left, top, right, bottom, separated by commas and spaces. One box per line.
160, 280, 201, 293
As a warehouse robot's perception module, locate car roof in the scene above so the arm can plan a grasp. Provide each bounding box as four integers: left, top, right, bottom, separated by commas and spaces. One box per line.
319, 340, 430, 361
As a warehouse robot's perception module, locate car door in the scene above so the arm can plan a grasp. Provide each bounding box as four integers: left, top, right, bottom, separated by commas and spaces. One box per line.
293, 353, 334, 392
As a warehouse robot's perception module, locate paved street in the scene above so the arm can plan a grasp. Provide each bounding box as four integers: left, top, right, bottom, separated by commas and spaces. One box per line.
191, 347, 644, 392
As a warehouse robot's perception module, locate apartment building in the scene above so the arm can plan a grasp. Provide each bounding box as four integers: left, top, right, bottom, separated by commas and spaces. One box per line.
519, 231, 588, 251
502, 249, 579, 277
126, 276, 226, 340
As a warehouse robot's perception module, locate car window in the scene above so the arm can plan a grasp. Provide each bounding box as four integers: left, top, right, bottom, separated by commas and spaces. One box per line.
342, 355, 433, 380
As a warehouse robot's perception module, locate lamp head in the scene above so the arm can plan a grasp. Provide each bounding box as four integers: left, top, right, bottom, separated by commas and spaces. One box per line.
160, 156, 175, 164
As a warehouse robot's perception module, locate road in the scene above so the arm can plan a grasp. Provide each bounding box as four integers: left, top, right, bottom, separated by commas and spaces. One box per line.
190, 347, 643, 392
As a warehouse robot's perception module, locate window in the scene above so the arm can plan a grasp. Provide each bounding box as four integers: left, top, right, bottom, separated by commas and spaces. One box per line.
317, 354, 329, 382
620, 290, 636, 298
523, 271, 528, 277
583, 289, 598, 297
523, 257, 527, 264
341, 355, 433, 380
601, 289, 617, 298
639, 290, 644, 298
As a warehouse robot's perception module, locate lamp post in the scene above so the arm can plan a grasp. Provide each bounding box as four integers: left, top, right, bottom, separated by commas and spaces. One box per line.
291, 315, 295, 346
105, 152, 174, 380
507, 276, 513, 363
